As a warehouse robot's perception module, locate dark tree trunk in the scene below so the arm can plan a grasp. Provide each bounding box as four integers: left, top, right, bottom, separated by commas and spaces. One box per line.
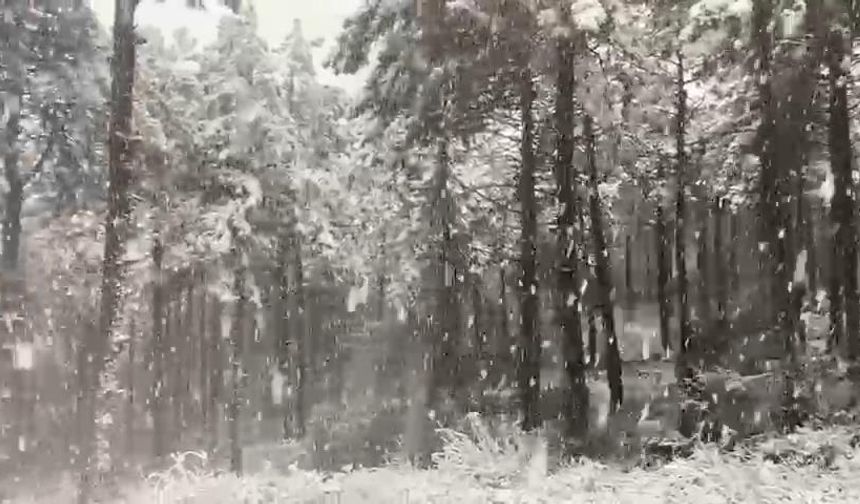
207, 299, 222, 455
805, 198, 817, 294
184, 281, 195, 424
125, 320, 135, 458
150, 240, 166, 459
168, 287, 186, 441
277, 227, 306, 440
471, 276, 484, 386
167, 299, 181, 446
577, 185, 597, 367
517, 67, 541, 431
625, 234, 633, 304
79, 1, 138, 500
554, 29, 588, 447
2, 1, 23, 272
655, 160, 671, 355
431, 137, 462, 411
228, 239, 246, 475
729, 211, 740, 295
378, 272, 386, 321
0, 0, 27, 473
3, 124, 22, 271
714, 198, 728, 329
673, 52, 693, 382
587, 311, 598, 368
827, 25, 859, 359
198, 273, 209, 428
585, 114, 623, 413
697, 204, 711, 337
497, 265, 512, 381
752, 0, 779, 329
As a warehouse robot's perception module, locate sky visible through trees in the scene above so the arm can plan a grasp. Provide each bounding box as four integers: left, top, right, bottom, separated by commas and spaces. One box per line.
6, 0, 860, 502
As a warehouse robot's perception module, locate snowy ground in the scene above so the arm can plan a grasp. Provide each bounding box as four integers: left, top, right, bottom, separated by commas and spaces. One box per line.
8, 426, 860, 503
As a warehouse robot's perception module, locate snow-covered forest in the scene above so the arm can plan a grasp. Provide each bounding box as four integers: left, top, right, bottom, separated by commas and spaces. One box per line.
4, 0, 860, 502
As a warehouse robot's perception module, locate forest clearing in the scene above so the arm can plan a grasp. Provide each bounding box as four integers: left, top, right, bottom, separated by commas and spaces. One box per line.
5, 0, 860, 502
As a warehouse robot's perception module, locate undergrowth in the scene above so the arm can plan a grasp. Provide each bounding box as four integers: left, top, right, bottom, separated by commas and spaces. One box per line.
10, 418, 860, 503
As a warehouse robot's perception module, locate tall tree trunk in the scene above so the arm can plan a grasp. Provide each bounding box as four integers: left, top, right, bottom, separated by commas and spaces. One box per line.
198, 272, 209, 430
497, 265, 512, 381
655, 160, 671, 355
277, 226, 306, 440
517, 66, 541, 431
1, 0, 26, 469
578, 188, 598, 367
625, 234, 633, 305
418, 0, 457, 437
150, 240, 166, 459
554, 28, 587, 447
729, 211, 740, 296
207, 298, 222, 456
167, 299, 180, 446
3, 119, 22, 272
805, 198, 817, 294
228, 233, 246, 475
78, 1, 138, 500
404, 306, 430, 467
714, 198, 728, 329
2, 0, 23, 272
471, 275, 484, 389
184, 280, 195, 424
431, 137, 461, 413
587, 311, 598, 367
697, 204, 711, 336
125, 320, 135, 459
585, 114, 623, 413
752, 0, 779, 330
674, 51, 693, 382
827, 24, 859, 359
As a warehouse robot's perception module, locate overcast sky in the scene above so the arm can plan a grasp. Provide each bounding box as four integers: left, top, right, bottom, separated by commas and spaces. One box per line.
90, 0, 367, 90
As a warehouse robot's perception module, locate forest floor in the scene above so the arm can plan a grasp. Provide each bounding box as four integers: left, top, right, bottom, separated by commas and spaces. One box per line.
8, 424, 860, 503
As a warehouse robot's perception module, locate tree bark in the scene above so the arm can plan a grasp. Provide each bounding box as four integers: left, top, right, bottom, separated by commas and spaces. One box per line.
150, 240, 166, 459
167, 299, 181, 446
554, 28, 587, 447
78, 1, 138, 500
1, 0, 26, 470
431, 137, 462, 412
577, 186, 598, 367
471, 275, 484, 388
184, 280, 195, 424
125, 320, 135, 459
805, 198, 817, 294
696, 203, 711, 337
497, 265, 512, 382
827, 25, 859, 359
655, 160, 671, 355
673, 51, 693, 382
277, 226, 307, 440
729, 211, 740, 295
2, 0, 24, 271
714, 198, 728, 329
228, 235, 246, 475
517, 66, 541, 431
752, 0, 779, 328
198, 272, 209, 429
207, 298, 222, 456
585, 114, 623, 413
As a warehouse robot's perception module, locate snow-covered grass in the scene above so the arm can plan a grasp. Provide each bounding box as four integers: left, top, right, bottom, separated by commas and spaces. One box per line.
10, 423, 860, 503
